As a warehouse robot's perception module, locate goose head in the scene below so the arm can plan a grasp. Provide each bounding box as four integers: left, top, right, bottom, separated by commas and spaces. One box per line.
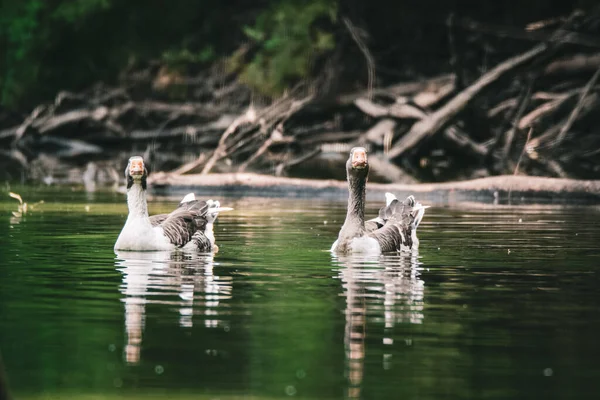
125, 156, 148, 190
347, 147, 369, 180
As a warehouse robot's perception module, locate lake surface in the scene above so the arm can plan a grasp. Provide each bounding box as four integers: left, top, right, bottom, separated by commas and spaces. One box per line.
1, 186, 600, 399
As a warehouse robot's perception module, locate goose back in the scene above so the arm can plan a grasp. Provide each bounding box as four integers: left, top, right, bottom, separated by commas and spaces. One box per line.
368, 195, 425, 252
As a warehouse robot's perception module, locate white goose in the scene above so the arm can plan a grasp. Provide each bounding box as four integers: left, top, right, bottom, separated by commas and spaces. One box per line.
114, 156, 232, 252
331, 147, 428, 254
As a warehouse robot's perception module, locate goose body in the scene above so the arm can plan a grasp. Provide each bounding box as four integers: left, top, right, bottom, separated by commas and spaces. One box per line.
331, 147, 427, 254
114, 156, 231, 252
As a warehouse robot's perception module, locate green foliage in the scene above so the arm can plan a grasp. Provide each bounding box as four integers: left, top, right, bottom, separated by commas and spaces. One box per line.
0, 0, 113, 107
0, 0, 337, 108
0, 0, 236, 108
50, 0, 111, 23
238, 0, 338, 96
162, 46, 216, 66
0, 0, 44, 106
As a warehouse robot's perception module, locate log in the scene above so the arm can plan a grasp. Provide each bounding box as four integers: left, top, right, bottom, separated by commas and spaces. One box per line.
337, 74, 455, 105
38, 136, 103, 158
354, 98, 428, 119
147, 172, 600, 203
544, 53, 600, 75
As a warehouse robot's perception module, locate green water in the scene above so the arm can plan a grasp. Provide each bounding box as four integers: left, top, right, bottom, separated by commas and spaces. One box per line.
1, 187, 600, 399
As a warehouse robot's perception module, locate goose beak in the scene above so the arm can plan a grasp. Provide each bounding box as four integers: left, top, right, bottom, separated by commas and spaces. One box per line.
130, 159, 144, 176
351, 148, 368, 169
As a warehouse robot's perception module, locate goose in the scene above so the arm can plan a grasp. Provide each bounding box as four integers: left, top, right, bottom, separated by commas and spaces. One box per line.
331, 147, 428, 254
114, 156, 232, 252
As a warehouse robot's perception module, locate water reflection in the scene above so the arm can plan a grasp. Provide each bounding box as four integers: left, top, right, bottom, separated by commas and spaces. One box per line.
334, 252, 424, 399
115, 251, 232, 365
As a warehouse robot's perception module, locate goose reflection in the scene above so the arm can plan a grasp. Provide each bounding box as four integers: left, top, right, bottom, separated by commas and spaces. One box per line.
334, 252, 425, 399
115, 251, 232, 365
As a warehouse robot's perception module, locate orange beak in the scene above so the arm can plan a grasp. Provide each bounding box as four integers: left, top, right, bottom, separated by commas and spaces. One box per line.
351, 148, 367, 169
130, 159, 144, 176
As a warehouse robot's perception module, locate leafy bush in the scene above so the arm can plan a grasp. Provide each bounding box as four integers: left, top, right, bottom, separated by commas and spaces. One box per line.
238, 0, 337, 95
0, 0, 111, 107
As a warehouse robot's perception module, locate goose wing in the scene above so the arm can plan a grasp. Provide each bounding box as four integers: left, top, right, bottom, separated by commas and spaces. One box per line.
368, 221, 411, 252
160, 200, 210, 247
365, 192, 398, 233
149, 193, 199, 227
149, 214, 168, 226
365, 219, 384, 232
368, 195, 427, 252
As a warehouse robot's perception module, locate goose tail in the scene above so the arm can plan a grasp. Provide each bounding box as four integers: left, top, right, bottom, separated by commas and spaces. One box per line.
406, 195, 428, 230
205, 199, 233, 223
179, 192, 196, 204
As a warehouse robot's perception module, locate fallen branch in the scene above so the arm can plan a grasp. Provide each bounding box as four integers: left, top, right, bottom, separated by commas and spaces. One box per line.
200, 107, 257, 174
337, 74, 455, 105
518, 97, 568, 129
238, 127, 294, 172
388, 44, 547, 160
502, 79, 533, 160
237, 96, 313, 171
169, 153, 207, 175
555, 65, 600, 145
363, 119, 396, 146
544, 52, 600, 75
354, 98, 427, 119
442, 126, 488, 157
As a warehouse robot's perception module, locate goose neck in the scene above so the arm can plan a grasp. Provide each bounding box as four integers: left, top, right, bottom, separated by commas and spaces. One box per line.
344, 174, 366, 228
127, 183, 148, 219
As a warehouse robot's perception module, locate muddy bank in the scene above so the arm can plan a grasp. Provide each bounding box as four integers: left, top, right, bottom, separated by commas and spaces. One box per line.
148, 172, 600, 204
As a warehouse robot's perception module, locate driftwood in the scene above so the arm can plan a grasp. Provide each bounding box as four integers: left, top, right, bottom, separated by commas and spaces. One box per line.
555, 65, 600, 145
544, 53, 600, 74
148, 172, 600, 203
502, 80, 533, 161
363, 119, 396, 146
